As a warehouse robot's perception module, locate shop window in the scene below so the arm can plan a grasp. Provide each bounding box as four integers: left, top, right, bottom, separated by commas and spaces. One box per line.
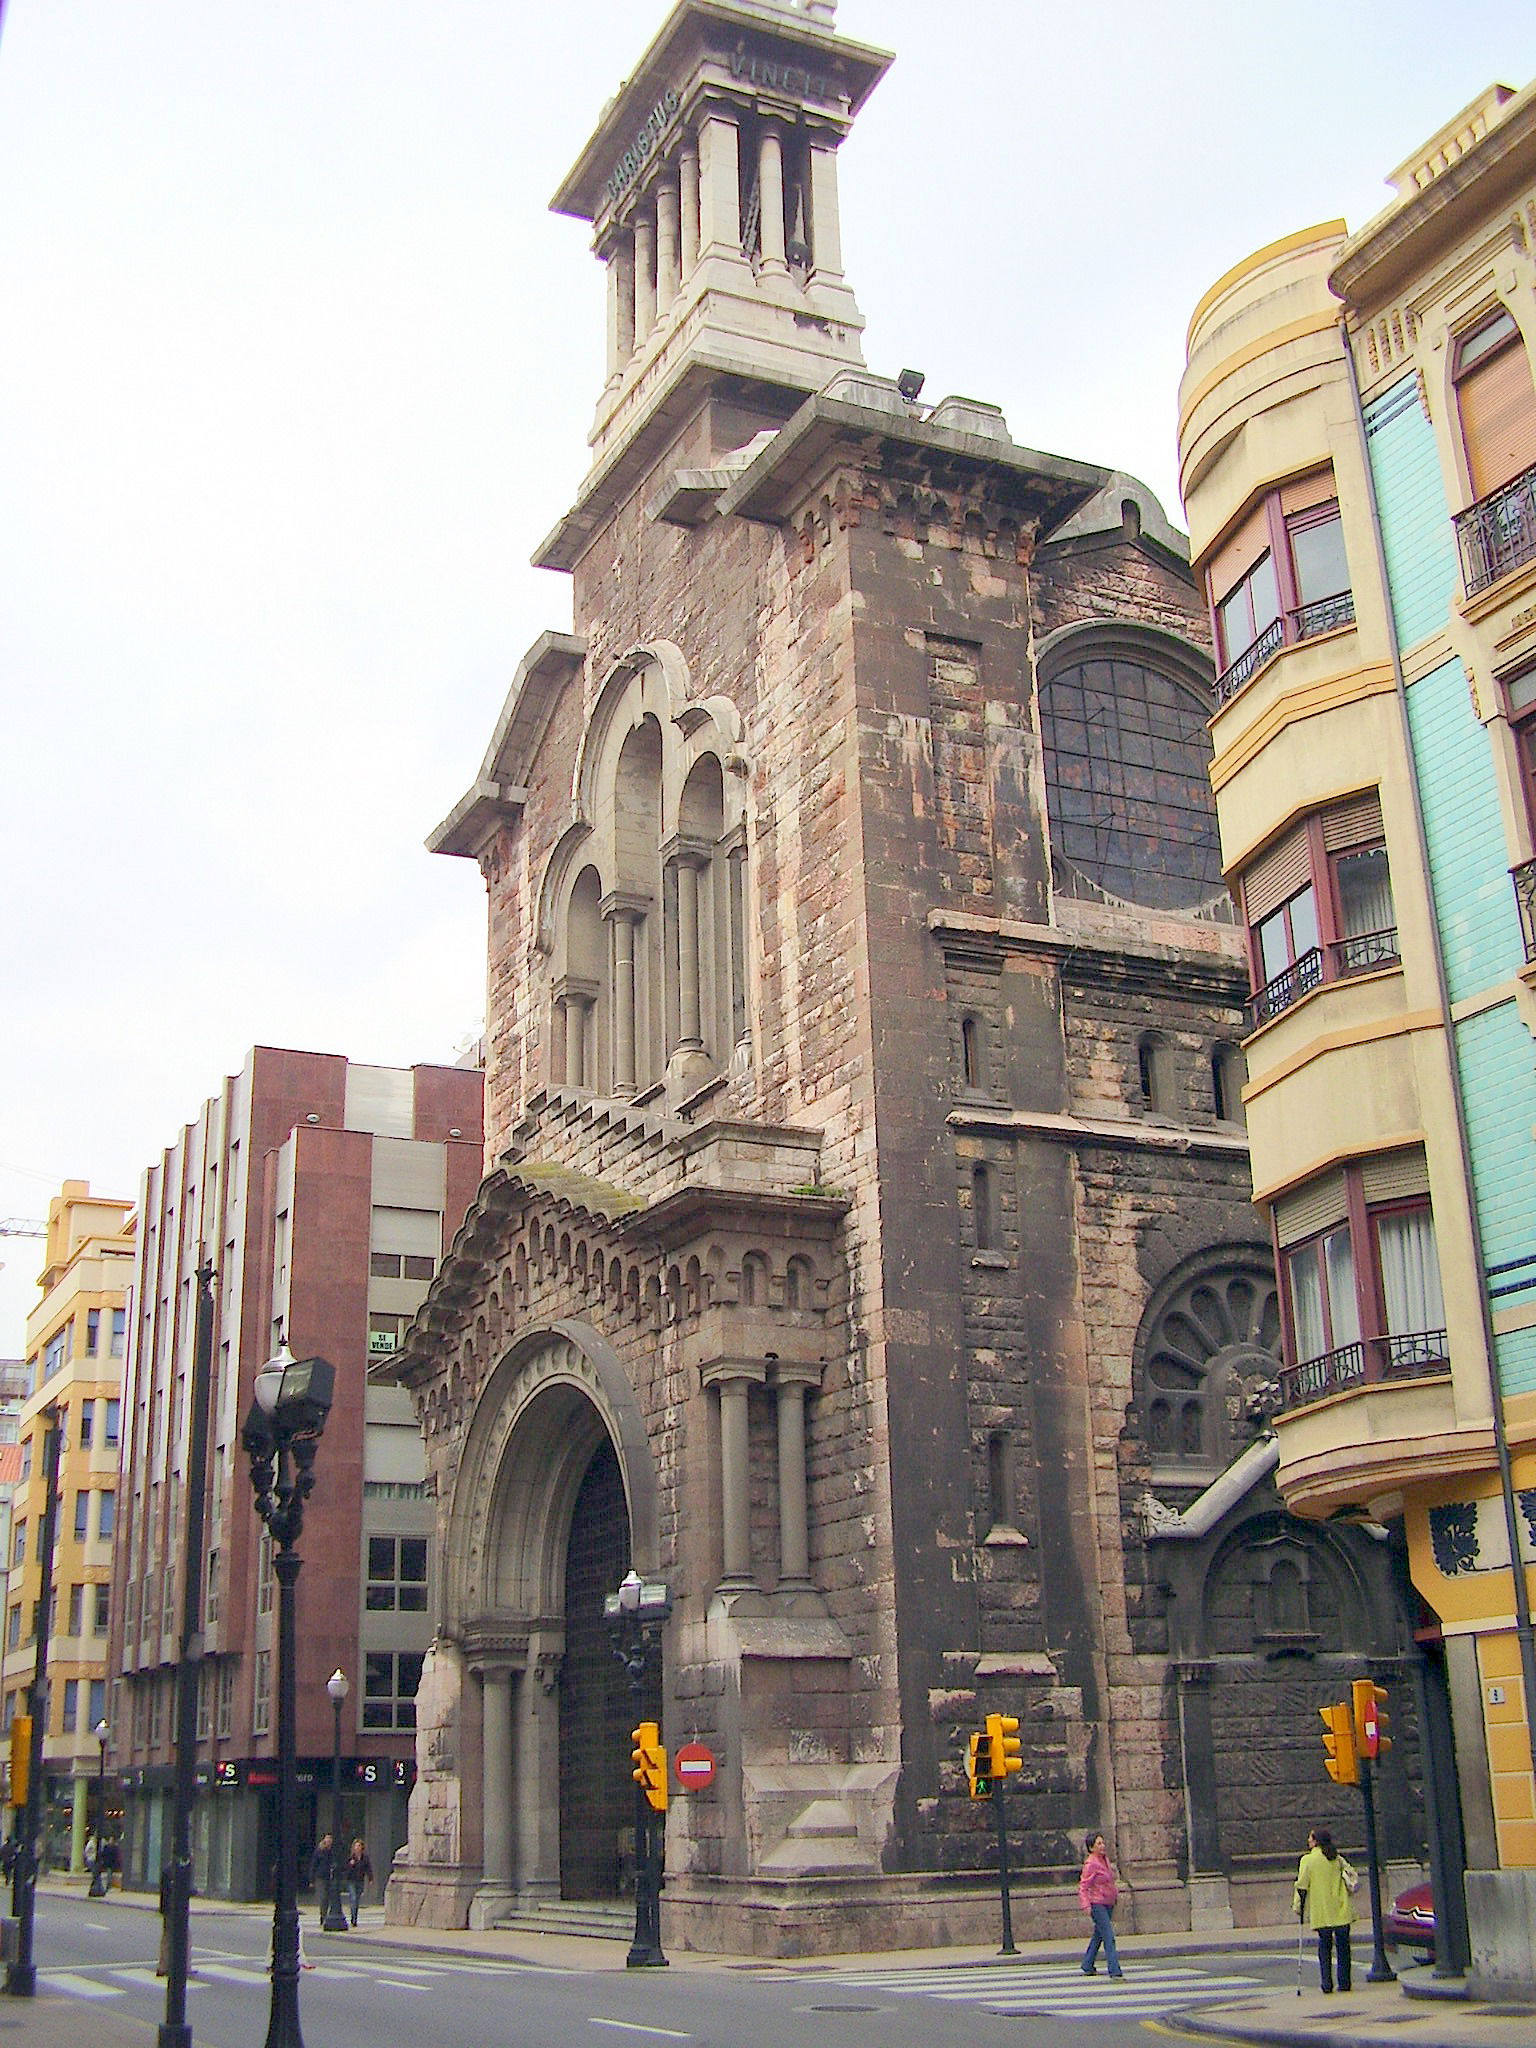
1275, 1159, 1448, 1407
1240, 794, 1398, 1026
1207, 471, 1356, 702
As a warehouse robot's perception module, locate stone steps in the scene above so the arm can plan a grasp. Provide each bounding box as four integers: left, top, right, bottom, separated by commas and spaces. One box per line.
491, 1899, 633, 1941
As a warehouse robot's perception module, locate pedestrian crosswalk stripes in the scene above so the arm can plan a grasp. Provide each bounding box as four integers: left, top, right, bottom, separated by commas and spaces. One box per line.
41, 1950, 553, 2003
793, 1960, 1267, 2022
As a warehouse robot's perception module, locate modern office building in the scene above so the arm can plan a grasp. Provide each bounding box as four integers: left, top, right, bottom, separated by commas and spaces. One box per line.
108, 1047, 482, 1899
1179, 77, 1536, 1995
379, 0, 1415, 1953
1, 1183, 133, 1869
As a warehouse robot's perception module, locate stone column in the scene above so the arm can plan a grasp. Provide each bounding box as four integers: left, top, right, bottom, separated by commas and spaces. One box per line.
697, 112, 741, 257
655, 172, 680, 316
563, 996, 585, 1090
1176, 1659, 1235, 1930
515, 1647, 563, 1904
679, 139, 700, 281
633, 208, 656, 347
469, 1661, 516, 1927
757, 123, 788, 276
610, 910, 640, 1095
674, 850, 707, 1050
605, 232, 635, 379
773, 1365, 820, 1590
703, 1363, 765, 1589
807, 141, 844, 282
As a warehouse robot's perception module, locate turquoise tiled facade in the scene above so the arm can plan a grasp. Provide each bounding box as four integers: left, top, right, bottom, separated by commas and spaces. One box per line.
1366, 401, 1536, 1404
1364, 376, 1460, 651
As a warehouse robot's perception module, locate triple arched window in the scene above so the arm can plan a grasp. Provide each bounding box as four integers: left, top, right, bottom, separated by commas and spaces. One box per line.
543, 648, 750, 1103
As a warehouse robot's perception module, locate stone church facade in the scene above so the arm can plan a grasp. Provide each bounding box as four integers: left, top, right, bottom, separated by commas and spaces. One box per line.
382, 0, 1418, 1954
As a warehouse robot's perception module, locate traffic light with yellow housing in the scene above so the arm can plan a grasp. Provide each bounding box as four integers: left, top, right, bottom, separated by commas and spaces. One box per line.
1352, 1679, 1390, 1760
986, 1712, 1023, 1783
966, 1729, 992, 1800
631, 1721, 668, 1812
8, 1715, 30, 1808
1321, 1701, 1358, 1785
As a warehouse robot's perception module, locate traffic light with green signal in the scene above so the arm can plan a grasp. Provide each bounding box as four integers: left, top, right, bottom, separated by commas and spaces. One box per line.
631, 1721, 668, 1812
986, 1712, 1022, 1783
1352, 1679, 1390, 1760
966, 1729, 992, 1800
1320, 1701, 1358, 1785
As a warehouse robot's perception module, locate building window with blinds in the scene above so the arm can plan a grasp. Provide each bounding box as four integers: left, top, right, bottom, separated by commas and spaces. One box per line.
1206, 469, 1357, 704
1453, 307, 1536, 596
1273, 1155, 1448, 1410
1240, 791, 1399, 1027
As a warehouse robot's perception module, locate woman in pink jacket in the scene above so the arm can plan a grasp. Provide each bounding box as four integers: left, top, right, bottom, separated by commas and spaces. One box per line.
1078, 1832, 1124, 1979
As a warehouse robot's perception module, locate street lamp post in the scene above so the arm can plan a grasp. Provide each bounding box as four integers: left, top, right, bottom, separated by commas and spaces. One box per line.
241, 1343, 336, 2048
88, 1722, 110, 1898
5, 1404, 63, 1999
321, 1671, 349, 1933
604, 1569, 670, 1970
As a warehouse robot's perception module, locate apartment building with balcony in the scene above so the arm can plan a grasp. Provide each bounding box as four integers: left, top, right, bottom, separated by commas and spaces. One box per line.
1, 1183, 133, 1869
1178, 80, 1536, 1994
110, 1047, 482, 1900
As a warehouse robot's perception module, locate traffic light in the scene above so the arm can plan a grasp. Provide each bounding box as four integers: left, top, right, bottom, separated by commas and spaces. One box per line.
8, 1715, 30, 1808
1320, 1701, 1358, 1785
986, 1712, 1023, 1783
1352, 1679, 1390, 1760
966, 1729, 992, 1800
631, 1721, 668, 1812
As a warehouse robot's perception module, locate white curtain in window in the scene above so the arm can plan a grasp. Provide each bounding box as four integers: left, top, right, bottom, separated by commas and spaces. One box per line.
1337, 847, 1394, 936
1288, 1247, 1326, 1363
1324, 1226, 1361, 1346
1377, 1208, 1445, 1334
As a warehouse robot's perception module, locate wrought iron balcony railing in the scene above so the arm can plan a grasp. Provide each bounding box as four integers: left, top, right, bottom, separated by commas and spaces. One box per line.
1514, 859, 1536, 966
1213, 592, 1357, 708
1294, 589, 1357, 641
1276, 1328, 1449, 1412
1329, 926, 1400, 977
1455, 462, 1536, 597
1248, 947, 1324, 1029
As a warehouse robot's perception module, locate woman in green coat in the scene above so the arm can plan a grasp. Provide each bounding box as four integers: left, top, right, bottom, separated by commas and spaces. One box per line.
1294, 1826, 1357, 1993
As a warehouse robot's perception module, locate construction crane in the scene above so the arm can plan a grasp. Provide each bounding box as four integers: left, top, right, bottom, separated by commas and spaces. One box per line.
0, 1221, 46, 1238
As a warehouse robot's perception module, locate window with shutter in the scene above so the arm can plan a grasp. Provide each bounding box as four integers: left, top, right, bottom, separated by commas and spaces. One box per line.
1456, 310, 1536, 501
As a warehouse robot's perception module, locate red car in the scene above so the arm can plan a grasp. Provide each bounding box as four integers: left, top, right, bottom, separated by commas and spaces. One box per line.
1384, 1881, 1435, 1956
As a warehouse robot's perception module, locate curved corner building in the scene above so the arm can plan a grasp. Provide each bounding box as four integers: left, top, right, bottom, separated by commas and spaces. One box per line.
1179, 81, 1536, 1998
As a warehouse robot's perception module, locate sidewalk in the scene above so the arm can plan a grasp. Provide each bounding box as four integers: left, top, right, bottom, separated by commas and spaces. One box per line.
25, 1876, 1536, 2048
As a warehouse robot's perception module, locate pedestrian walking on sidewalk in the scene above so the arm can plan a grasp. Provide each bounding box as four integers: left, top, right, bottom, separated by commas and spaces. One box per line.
1078, 1831, 1124, 1980
309, 1832, 336, 1925
1294, 1825, 1357, 1993
343, 1838, 373, 1927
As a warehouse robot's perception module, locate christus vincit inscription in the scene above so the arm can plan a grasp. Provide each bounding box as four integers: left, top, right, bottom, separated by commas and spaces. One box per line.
728, 46, 837, 102
602, 87, 681, 210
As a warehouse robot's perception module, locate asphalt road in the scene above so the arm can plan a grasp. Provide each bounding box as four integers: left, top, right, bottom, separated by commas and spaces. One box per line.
29, 1893, 1330, 2048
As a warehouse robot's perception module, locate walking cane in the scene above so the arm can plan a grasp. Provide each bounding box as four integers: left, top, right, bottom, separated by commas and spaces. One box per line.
1297, 1907, 1305, 1997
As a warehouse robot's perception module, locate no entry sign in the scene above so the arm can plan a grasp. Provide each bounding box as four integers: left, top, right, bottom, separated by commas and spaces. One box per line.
673, 1741, 717, 1791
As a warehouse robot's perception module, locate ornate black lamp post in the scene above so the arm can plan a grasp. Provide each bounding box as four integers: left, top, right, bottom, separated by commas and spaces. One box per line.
241, 1344, 335, 2048
321, 1670, 349, 1933
604, 1569, 670, 1970
88, 1721, 110, 1897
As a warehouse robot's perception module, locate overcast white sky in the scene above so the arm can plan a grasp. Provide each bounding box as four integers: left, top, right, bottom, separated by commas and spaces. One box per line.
2, 0, 1532, 1355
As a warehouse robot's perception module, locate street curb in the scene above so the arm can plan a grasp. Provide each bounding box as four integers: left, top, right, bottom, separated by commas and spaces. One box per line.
1173, 2007, 1389, 2048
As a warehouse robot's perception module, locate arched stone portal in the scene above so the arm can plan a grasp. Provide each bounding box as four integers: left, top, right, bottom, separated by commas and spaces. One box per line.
430, 1323, 660, 1930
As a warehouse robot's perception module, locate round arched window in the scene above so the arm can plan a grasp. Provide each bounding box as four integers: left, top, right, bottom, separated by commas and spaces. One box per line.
1038, 642, 1225, 912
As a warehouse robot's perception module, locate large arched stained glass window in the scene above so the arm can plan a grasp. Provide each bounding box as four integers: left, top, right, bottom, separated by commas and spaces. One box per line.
1038, 634, 1225, 913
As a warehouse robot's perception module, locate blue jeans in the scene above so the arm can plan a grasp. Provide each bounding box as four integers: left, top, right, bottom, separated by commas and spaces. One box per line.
1083, 1902, 1121, 1975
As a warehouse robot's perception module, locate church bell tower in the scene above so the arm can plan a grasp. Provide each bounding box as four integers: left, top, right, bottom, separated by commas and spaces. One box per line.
539, 0, 890, 565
